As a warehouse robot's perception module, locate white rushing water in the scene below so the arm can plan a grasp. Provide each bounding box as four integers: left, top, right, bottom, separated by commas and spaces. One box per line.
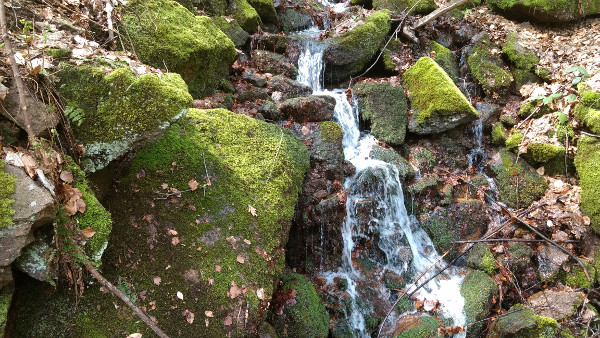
296, 19, 466, 337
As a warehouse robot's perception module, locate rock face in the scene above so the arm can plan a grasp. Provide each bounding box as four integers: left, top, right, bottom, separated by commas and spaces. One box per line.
575, 136, 600, 233
10, 108, 310, 337
0, 82, 59, 137
268, 273, 329, 338
268, 75, 312, 102
537, 245, 569, 280
487, 0, 600, 22
467, 34, 513, 95
490, 150, 548, 209
58, 65, 193, 173
402, 57, 479, 134
287, 121, 346, 273
252, 50, 298, 78
122, 0, 237, 97
323, 11, 391, 84
354, 82, 408, 146
528, 290, 584, 321
460, 270, 499, 337
279, 96, 336, 122
489, 304, 558, 337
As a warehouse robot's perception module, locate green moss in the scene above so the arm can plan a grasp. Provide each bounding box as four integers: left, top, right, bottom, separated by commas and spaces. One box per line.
467, 243, 497, 275
46, 48, 72, 59
211, 16, 249, 48
507, 243, 533, 272
492, 150, 548, 208
372, 0, 436, 14
396, 315, 441, 337
505, 129, 522, 151
561, 261, 595, 288
500, 114, 516, 126
467, 35, 513, 95
0, 160, 17, 229
353, 82, 408, 145
502, 32, 539, 70
0, 284, 13, 334
408, 175, 440, 195
492, 122, 508, 146
428, 41, 458, 83
555, 122, 574, 143
575, 136, 600, 234
512, 66, 541, 90
381, 49, 396, 73
487, 0, 589, 21
62, 157, 112, 263
490, 304, 557, 338
318, 121, 343, 144
231, 0, 262, 33
460, 270, 498, 337
121, 0, 236, 97
527, 143, 565, 162
247, 0, 278, 24
402, 57, 478, 127
269, 273, 329, 338
535, 67, 552, 82
575, 91, 600, 134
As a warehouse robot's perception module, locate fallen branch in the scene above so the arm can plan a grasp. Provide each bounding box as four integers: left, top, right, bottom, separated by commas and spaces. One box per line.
402, 0, 475, 43
85, 264, 170, 338
581, 131, 600, 138
453, 238, 579, 244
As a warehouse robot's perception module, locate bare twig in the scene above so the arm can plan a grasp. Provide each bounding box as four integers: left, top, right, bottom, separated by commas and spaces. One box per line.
453, 238, 579, 244
402, 0, 475, 42
582, 131, 600, 138
85, 264, 170, 338
1, 0, 35, 141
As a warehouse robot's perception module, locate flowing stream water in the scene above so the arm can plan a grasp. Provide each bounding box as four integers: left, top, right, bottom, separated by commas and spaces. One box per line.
294, 13, 467, 337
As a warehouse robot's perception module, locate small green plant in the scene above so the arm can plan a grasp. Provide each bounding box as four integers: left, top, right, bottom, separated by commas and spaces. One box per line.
565, 65, 590, 86
64, 104, 85, 127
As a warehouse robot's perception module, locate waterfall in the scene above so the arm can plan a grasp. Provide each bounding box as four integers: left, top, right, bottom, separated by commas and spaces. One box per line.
296, 22, 466, 337
467, 122, 486, 170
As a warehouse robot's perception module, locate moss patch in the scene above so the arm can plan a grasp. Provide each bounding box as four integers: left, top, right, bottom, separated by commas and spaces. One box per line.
353, 81, 408, 145
121, 0, 236, 97
318, 121, 343, 144
492, 122, 508, 146
428, 41, 458, 83
211, 16, 249, 48
502, 32, 539, 70
0, 160, 17, 229
396, 315, 441, 337
247, 0, 278, 24
461, 270, 498, 337
467, 243, 497, 275
268, 273, 329, 337
575, 136, 600, 234
505, 129, 522, 151
575, 91, 600, 134
492, 150, 547, 208
524, 142, 567, 175
489, 304, 557, 338
467, 35, 513, 95
0, 284, 13, 334
487, 0, 596, 22
372, 0, 436, 14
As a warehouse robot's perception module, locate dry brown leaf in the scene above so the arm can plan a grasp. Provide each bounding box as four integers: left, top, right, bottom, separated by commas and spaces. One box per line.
183, 309, 195, 324
224, 316, 233, 326
229, 282, 241, 299
236, 255, 245, 264
205, 310, 214, 318
171, 237, 180, 246
81, 227, 96, 238
188, 179, 199, 191
248, 204, 257, 217
215, 265, 221, 272
153, 276, 161, 286
60, 170, 73, 183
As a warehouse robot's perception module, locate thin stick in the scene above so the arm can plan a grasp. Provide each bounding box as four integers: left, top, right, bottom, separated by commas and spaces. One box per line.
1, 0, 35, 141
402, 0, 474, 42
453, 238, 579, 244
581, 131, 600, 138
85, 264, 170, 338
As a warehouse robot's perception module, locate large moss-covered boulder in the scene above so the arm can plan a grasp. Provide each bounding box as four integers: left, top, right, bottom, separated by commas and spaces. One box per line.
372, 0, 435, 14
9, 108, 310, 337
468, 35, 513, 95
58, 65, 192, 173
323, 10, 391, 84
489, 304, 558, 337
575, 91, 600, 134
121, 0, 236, 97
502, 32, 543, 90
247, 0, 278, 24
491, 150, 548, 209
575, 136, 600, 234
402, 57, 479, 134
460, 270, 498, 337
487, 0, 600, 22
211, 16, 250, 48
268, 273, 329, 337
354, 81, 408, 145
523, 142, 568, 175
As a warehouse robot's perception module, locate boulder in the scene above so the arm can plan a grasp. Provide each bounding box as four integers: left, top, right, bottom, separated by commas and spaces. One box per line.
268, 75, 312, 101
490, 150, 548, 209
467, 34, 513, 95
489, 304, 558, 338
323, 11, 391, 84
537, 245, 569, 281
428, 41, 459, 83
369, 146, 414, 180
354, 82, 408, 145
211, 16, 250, 48
522, 142, 568, 175
402, 57, 479, 135
373, 0, 435, 14
0, 284, 14, 335
487, 0, 600, 22
574, 136, 600, 234
0, 82, 59, 137
506, 243, 534, 273
229, 0, 263, 33
247, 0, 278, 24
9, 108, 309, 337
528, 290, 584, 321
575, 91, 600, 134
502, 32, 542, 90
253, 50, 298, 78
466, 243, 497, 275
121, 0, 236, 97
279, 96, 336, 122
276, 0, 320, 32
13, 231, 56, 282
268, 273, 329, 338
57, 65, 193, 173
460, 270, 498, 337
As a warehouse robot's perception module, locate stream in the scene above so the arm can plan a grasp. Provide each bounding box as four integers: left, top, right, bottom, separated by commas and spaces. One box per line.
295, 7, 467, 336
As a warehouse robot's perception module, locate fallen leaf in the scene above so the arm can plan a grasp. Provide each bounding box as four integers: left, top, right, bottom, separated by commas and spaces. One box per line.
248, 204, 257, 217
177, 291, 184, 300
81, 227, 96, 238
237, 255, 245, 264
127, 334, 142, 338
161, 183, 168, 189
167, 229, 178, 235
171, 237, 180, 246
224, 316, 233, 326
60, 170, 73, 183
205, 310, 214, 317
183, 309, 195, 324
188, 179, 199, 191
229, 282, 242, 299
153, 276, 161, 286
243, 239, 251, 245
257, 288, 265, 300
215, 265, 221, 272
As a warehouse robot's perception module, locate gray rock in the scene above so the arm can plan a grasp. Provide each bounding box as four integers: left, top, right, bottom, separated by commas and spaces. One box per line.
14, 231, 56, 282
279, 95, 335, 122
267, 75, 311, 101
528, 290, 584, 320
252, 50, 298, 78
537, 245, 569, 281
0, 82, 59, 137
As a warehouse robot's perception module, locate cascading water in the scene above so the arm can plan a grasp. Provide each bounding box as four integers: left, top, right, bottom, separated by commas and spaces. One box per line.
296, 15, 466, 337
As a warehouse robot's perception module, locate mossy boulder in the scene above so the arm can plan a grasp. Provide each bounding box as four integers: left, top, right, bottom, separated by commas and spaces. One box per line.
505, 129, 522, 151
492, 122, 509, 146
372, 0, 436, 14
323, 11, 391, 84
575, 91, 600, 134
523, 142, 568, 175
0, 161, 17, 230
507, 243, 534, 273
369, 146, 415, 180
353, 81, 408, 145
575, 136, 600, 234
518, 99, 551, 119
268, 273, 329, 337
247, 0, 278, 24
428, 41, 459, 83
487, 0, 600, 22
230, 0, 263, 33
211, 16, 250, 48
468, 34, 513, 95
491, 150, 548, 209
467, 243, 497, 275
0, 284, 13, 335
395, 315, 441, 337
489, 304, 558, 337
503, 32, 542, 90
121, 0, 236, 97
57, 64, 193, 173
402, 57, 479, 134
460, 269, 498, 337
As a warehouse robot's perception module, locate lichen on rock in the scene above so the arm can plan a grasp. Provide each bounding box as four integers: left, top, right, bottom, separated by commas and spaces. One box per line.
402, 57, 479, 134
0, 161, 17, 230
460, 269, 498, 337
467, 34, 513, 95
489, 303, 558, 337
